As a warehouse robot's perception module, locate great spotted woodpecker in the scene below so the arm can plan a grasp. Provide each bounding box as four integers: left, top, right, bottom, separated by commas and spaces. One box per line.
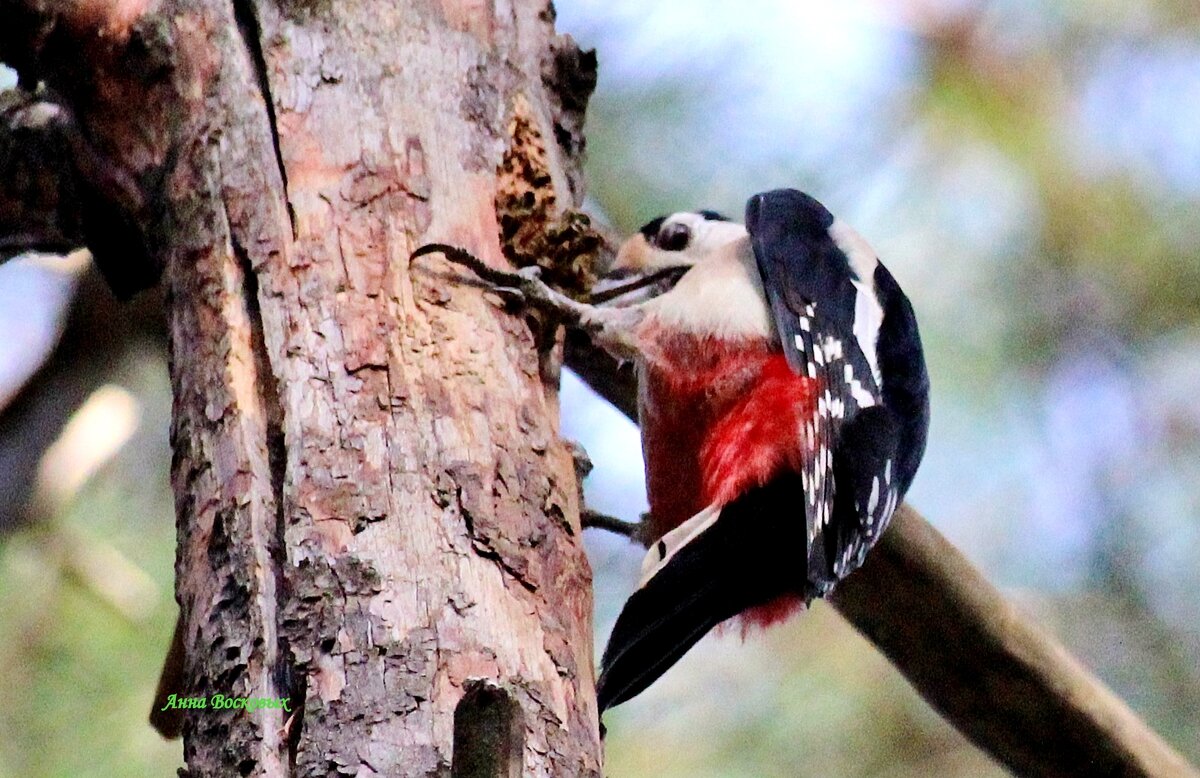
414, 188, 929, 715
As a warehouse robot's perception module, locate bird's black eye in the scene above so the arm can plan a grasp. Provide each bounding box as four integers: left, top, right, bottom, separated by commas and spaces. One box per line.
656, 222, 691, 251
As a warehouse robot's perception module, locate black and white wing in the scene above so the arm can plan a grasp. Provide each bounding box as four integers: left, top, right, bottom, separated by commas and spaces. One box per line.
745, 189, 901, 592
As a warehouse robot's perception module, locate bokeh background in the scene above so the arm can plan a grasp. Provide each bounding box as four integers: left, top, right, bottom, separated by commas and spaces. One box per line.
2, 0, 1199, 774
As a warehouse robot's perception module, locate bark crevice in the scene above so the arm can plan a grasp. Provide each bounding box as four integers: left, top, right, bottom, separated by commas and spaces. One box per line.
231, 222, 295, 729
230, 0, 295, 238
221, 192, 291, 772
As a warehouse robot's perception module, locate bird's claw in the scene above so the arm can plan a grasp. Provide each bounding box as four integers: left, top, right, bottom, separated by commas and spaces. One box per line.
491, 285, 527, 305
482, 266, 556, 310
411, 243, 581, 323
512, 266, 561, 306
411, 243, 519, 287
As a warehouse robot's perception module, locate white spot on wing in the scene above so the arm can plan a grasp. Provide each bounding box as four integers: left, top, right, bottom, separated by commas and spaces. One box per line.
822, 336, 844, 361
829, 218, 884, 385
843, 363, 877, 407
852, 280, 884, 385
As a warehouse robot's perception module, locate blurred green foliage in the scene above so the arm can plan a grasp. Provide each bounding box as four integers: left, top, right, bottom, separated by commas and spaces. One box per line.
0, 351, 182, 776
2, 0, 1199, 775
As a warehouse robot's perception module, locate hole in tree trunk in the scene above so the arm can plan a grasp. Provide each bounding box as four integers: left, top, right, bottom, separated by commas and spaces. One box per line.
451, 681, 523, 778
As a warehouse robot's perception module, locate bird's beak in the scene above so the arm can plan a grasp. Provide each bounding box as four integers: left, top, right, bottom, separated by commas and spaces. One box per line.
607, 233, 655, 279
590, 234, 690, 304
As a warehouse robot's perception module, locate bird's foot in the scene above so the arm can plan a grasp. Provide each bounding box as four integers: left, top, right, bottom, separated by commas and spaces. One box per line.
411, 243, 585, 325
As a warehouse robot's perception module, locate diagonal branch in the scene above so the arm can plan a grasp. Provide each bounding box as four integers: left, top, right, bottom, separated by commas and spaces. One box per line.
564, 328, 1200, 778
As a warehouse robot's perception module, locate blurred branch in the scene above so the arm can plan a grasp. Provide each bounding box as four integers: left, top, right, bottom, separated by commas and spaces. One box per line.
834, 504, 1197, 778
0, 88, 87, 263
0, 262, 165, 533
0, 76, 162, 296
38, 520, 160, 622
564, 311, 1200, 778
580, 507, 640, 538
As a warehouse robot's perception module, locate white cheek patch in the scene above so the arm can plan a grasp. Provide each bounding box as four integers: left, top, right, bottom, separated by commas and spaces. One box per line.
645, 235, 773, 340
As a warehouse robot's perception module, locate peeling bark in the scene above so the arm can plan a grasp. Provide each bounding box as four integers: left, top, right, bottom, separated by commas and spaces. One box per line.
2, 0, 601, 775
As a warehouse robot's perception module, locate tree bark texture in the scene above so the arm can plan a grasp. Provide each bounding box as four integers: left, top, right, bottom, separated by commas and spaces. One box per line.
1, 1, 602, 775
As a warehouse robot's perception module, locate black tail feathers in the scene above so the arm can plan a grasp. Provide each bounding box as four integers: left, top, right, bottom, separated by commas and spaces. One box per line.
596, 474, 806, 713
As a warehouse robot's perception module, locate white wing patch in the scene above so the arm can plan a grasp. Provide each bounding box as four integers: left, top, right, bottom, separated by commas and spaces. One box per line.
852, 279, 884, 385
830, 218, 884, 386
828, 218, 879, 283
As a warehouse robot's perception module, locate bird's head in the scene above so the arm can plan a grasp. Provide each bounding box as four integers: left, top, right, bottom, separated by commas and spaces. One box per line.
607, 210, 747, 279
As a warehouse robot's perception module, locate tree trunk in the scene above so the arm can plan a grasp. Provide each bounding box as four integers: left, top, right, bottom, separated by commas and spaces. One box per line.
2, 0, 602, 775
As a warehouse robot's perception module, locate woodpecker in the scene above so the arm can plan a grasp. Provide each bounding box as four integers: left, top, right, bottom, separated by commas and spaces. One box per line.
414, 188, 929, 715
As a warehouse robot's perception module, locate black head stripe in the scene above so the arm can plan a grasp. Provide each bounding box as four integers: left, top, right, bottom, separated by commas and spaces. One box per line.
637, 211, 727, 244
638, 216, 667, 240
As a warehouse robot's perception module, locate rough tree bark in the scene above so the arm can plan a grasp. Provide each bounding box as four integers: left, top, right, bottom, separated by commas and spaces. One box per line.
2, 1, 601, 775
4, 3, 1200, 778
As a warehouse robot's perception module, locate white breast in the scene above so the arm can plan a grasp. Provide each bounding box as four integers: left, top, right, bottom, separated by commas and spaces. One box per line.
642, 235, 774, 340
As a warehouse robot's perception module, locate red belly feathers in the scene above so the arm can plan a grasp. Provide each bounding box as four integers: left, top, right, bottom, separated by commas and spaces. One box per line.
638, 326, 819, 631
